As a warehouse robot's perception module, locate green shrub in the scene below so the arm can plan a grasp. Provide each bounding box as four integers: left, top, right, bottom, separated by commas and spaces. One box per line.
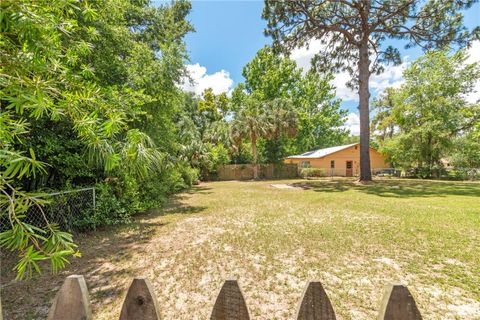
73, 179, 139, 230
408, 165, 447, 179
446, 168, 480, 181
68, 163, 202, 231
196, 143, 230, 179
181, 165, 200, 186
138, 176, 168, 210
139, 164, 198, 209
300, 167, 326, 179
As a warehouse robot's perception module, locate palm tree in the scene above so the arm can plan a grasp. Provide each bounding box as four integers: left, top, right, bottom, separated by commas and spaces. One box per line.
203, 120, 231, 147
268, 98, 297, 139
231, 101, 269, 179
230, 98, 297, 179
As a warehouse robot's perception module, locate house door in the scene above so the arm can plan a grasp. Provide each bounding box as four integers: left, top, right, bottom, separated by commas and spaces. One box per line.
346, 161, 353, 177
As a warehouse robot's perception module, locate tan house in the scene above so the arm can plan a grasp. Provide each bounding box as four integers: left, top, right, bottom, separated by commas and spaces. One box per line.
284, 143, 390, 177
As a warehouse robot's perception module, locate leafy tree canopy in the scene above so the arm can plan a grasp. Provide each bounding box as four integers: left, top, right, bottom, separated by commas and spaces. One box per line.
372, 49, 480, 176
0, 0, 193, 278
232, 46, 347, 164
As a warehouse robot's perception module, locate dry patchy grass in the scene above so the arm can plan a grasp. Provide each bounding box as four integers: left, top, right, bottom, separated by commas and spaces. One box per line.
1, 178, 479, 319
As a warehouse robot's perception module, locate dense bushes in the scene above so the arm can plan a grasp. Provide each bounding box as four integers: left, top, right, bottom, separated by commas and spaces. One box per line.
72, 163, 199, 230
406, 165, 447, 179
73, 182, 136, 230
0, 0, 196, 278
452, 169, 480, 180
300, 168, 326, 179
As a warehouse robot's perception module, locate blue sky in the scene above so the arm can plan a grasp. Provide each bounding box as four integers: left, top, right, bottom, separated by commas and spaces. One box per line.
184, 1, 268, 82
162, 0, 479, 133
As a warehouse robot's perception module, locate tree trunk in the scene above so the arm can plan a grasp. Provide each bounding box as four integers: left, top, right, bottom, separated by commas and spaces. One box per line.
251, 134, 258, 179
427, 132, 433, 178
358, 43, 372, 182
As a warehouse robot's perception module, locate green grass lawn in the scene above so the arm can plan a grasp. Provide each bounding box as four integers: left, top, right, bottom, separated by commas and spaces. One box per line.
2, 178, 479, 319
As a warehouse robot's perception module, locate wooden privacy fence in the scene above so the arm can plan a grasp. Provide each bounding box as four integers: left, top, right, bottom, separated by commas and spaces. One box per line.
212, 164, 298, 181
47, 275, 422, 320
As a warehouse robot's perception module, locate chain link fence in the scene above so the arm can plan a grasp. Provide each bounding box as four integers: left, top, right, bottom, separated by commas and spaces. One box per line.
0, 187, 95, 258
372, 168, 402, 177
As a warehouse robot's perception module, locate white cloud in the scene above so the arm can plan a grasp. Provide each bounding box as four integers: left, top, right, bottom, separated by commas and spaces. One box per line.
290, 39, 407, 102
291, 39, 361, 101
370, 61, 407, 93
466, 40, 480, 104
331, 72, 358, 101
181, 63, 234, 95
331, 63, 407, 102
290, 40, 325, 71
342, 112, 360, 135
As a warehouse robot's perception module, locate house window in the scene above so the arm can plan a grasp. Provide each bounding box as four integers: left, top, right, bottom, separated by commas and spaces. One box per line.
300, 161, 311, 168
330, 160, 335, 168
346, 161, 353, 169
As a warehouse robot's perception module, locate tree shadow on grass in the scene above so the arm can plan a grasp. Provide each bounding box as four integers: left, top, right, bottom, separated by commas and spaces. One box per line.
1, 222, 160, 319
185, 184, 213, 195
291, 179, 480, 198
0, 185, 209, 319
146, 193, 208, 216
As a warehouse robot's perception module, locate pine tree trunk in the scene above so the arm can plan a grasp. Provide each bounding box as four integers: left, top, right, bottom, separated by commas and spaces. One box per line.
251, 134, 258, 179
358, 43, 372, 182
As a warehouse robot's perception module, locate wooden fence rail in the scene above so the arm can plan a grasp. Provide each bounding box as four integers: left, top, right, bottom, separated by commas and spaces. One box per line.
211, 164, 298, 181
46, 275, 422, 320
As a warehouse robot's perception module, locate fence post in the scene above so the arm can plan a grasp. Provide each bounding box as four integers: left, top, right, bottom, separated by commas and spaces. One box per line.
47, 275, 92, 320
296, 281, 336, 320
377, 284, 422, 320
41, 276, 427, 319
210, 279, 250, 320
92, 187, 96, 211
119, 277, 161, 320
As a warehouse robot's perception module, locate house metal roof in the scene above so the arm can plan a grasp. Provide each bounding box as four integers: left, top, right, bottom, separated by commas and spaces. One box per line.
286, 143, 359, 159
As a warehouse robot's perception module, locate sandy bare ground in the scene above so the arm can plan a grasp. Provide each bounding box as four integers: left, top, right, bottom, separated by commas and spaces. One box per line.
1, 179, 479, 319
